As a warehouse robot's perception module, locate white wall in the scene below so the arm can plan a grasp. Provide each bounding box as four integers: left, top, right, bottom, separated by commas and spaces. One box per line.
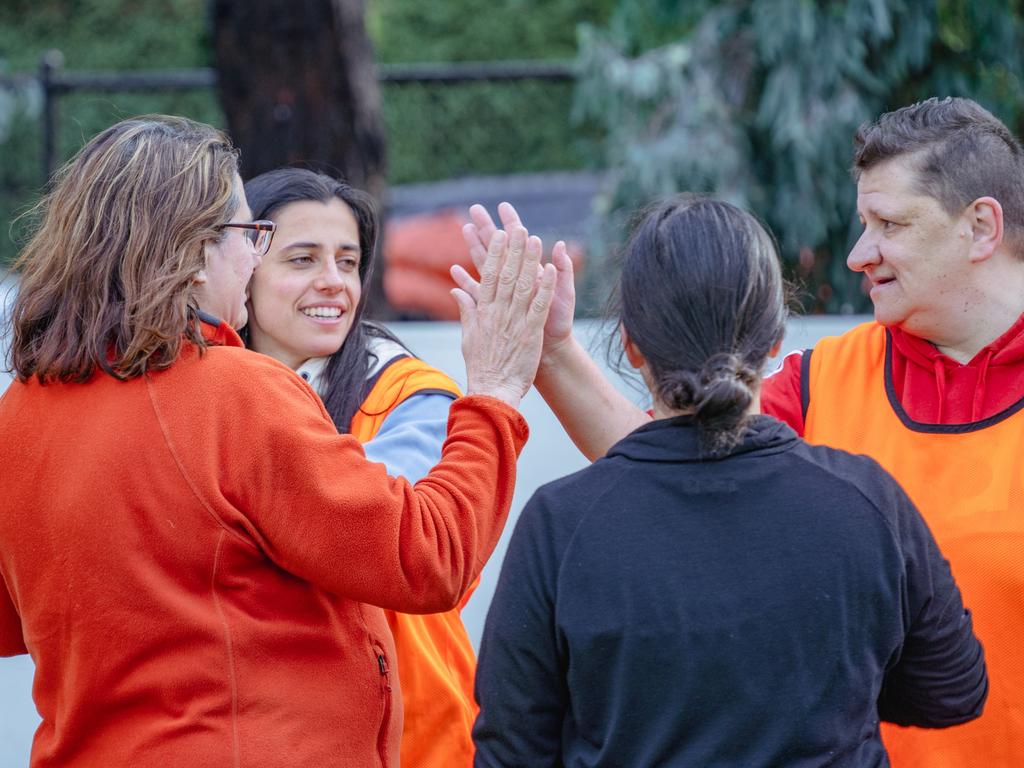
0, 314, 865, 765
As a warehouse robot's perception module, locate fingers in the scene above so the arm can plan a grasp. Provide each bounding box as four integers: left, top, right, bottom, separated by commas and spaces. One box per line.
495, 226, 528, 306
462, 222, 489, 274
512, 235, 544, 316
466, 202, 527, 275
529, 263, 557, 325
477, 229, 506, 305
497, 202, 523, 231
469, 203, 497, 240
552, 240, 572, 275
450, 287, 476, 322
450, 264, 480, 301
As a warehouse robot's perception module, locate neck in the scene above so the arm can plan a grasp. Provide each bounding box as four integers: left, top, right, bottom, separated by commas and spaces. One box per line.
650, 390, 763, 421
928, 259, 1024, 363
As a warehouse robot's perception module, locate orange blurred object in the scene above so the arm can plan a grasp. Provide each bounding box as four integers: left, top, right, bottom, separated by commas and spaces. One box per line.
383, 209, 583, 320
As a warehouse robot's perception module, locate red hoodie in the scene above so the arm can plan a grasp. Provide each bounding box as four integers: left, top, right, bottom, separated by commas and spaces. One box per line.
762, 313, 1024, 432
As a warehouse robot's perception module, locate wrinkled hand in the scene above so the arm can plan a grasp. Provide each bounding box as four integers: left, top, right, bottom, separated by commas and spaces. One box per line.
454, 202, 576, 356
451, 221, 556, 408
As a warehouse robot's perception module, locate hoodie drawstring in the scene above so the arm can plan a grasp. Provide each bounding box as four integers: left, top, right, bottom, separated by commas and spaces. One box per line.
972, 348, 994, 422
933, 358, 947, 423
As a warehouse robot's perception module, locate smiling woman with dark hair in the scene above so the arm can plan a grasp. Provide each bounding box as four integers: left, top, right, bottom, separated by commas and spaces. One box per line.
472, 197, 987, 767
242, 167, 478, 768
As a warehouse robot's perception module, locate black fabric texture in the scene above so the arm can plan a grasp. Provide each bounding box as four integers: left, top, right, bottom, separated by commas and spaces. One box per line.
473, 415, 987, 768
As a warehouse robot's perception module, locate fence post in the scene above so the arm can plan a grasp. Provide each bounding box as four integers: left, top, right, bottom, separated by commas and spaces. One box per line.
40, 49, 64, 185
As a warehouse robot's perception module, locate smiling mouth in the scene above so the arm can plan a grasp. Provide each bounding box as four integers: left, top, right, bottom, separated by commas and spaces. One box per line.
301, 307, 343, 318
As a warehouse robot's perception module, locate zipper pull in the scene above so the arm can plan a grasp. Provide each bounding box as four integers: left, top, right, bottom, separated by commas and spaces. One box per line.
377, 653, 388, 675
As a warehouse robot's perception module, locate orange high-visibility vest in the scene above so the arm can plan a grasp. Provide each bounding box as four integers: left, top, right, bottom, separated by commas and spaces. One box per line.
804, 322, 1024, 767
350, 355, 479, 768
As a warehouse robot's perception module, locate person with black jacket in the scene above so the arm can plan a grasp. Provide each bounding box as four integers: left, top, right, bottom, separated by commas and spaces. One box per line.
472, 197, 987, 767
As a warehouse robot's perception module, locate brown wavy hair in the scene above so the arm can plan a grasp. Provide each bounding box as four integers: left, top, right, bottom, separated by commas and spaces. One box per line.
9, 115, 240, 383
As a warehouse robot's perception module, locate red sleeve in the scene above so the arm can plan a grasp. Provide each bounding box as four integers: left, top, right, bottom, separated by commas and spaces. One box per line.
762, 350, 806, 436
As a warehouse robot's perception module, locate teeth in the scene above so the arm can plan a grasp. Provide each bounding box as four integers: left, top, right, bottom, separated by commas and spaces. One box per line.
302, 307, 342, 318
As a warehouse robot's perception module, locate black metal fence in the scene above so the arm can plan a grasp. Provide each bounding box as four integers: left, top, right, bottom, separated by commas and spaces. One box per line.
28, 50, 574, 183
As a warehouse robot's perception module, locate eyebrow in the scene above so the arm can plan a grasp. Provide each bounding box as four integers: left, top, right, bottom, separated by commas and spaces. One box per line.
282, 241, 360, 252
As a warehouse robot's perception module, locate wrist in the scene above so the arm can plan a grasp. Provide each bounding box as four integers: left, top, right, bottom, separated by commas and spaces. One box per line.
466, 379, 524, 409
538, 334, 579, 376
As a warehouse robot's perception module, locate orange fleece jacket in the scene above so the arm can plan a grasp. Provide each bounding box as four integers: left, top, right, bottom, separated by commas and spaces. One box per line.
0, 324, 527, 768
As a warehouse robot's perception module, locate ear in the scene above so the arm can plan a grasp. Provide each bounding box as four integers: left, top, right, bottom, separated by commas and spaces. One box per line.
620, 325, 646, 370
769, 339, 783, 358
966, 196, 1003, 264
194, 242, 213, 285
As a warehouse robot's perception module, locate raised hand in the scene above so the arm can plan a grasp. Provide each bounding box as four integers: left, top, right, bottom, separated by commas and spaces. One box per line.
454, 202, 576, 355
451, 222, 556, 409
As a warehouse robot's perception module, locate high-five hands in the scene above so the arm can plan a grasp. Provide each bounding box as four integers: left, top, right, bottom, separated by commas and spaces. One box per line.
451, 215, 557, 409
453, 202, 577, 357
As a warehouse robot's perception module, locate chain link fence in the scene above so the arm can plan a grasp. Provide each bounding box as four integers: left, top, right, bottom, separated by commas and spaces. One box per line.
0, 55, 596, 267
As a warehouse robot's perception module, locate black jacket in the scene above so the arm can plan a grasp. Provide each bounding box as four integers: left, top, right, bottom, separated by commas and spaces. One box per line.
474, 415, 986, 767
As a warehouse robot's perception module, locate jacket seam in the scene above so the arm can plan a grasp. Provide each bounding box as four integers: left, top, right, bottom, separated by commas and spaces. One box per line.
211, 530, 241, 768
146, 375, 261, 552
789, 451, 903, 548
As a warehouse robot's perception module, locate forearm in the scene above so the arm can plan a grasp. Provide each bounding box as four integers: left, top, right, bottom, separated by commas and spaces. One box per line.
226, 387, 527, 615
878, 601, 988, 727
535, 336, 650, 461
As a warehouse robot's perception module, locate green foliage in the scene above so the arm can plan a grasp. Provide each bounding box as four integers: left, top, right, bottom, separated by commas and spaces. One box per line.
371, 0, 617, 62
371, 0, 615, 185
576, 0, 1024, 313
0, 0, 218, 264
0, 0, 213, 71
0, 0, 617, 264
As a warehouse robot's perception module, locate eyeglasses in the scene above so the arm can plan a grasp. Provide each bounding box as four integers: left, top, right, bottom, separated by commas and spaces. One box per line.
217, 220, 276, 255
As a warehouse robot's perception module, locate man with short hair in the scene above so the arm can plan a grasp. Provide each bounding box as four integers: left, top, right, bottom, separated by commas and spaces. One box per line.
459, 96, 1024, 766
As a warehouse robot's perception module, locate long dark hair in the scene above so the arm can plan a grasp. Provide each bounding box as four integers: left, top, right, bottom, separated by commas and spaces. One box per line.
243, 167, 397, 432
616, 196, 787, 456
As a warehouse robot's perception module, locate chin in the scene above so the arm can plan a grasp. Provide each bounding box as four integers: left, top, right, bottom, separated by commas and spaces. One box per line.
304, 339, 347, 359
871, 302, 906, 329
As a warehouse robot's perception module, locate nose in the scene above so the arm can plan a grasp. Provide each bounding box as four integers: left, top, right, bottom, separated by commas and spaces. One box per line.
314, 261, 344, 293
847, 229, 881, 273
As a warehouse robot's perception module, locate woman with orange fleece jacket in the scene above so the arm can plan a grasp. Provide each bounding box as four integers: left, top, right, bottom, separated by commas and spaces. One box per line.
0, 116, 555, 768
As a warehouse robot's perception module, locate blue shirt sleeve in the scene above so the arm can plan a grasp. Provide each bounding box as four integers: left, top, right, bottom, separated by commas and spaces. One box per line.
362, 393, 455, 482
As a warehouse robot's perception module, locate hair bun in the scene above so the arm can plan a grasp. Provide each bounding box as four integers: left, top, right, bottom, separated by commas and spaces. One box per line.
658, 353, 756, 452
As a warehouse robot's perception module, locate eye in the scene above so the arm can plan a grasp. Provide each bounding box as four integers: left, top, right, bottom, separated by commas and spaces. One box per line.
338, 254, 360, 271
881, 219, 899, 231
288, 253, 315, 265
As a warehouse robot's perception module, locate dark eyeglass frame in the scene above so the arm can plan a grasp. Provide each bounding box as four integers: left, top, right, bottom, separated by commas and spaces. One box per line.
217, 220, 276, 255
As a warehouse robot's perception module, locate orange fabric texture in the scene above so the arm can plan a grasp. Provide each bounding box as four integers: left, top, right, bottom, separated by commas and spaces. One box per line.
0, 323, 527, 768
350, 355, 479, 768
805, 322, 1024, 767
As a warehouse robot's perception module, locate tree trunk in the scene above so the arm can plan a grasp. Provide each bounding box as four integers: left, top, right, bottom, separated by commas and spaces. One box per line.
211, 0, 391, 314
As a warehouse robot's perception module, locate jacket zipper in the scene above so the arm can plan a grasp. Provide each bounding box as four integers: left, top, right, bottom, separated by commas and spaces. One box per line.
375, 646, 393, 767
